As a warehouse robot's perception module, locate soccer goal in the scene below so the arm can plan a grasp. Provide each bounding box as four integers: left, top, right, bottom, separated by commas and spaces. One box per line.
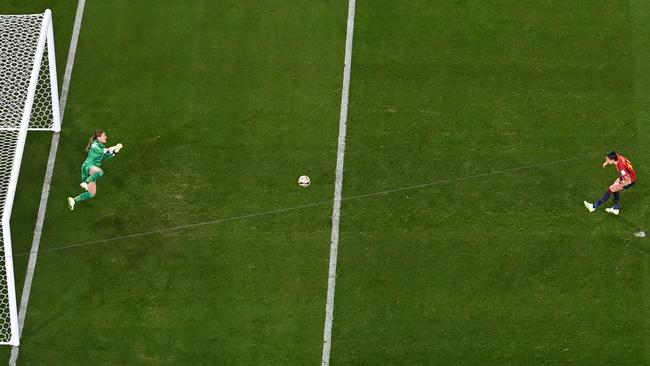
0, 9, 61, 346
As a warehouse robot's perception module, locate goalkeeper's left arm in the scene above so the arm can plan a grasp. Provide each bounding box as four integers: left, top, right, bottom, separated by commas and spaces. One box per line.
103, 143, 123, 160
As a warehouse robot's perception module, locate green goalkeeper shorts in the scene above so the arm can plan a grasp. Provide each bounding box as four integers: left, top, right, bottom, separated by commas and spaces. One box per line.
81, 163, 95, 182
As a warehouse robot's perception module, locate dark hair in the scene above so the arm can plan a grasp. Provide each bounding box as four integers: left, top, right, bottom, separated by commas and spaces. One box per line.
607, 150, 618, 161
85, 129, 105, 152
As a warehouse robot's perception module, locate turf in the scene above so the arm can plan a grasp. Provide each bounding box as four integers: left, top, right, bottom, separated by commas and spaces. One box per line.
3, 0, 347, 364
1, 0, 649, 365
332, 1, 650, 364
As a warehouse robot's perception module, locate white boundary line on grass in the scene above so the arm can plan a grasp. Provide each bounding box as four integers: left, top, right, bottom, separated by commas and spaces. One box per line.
321, 0, 356, 365
9, 1, 86, 365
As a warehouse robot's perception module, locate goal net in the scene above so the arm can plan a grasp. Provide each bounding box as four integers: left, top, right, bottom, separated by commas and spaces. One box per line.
0, 9, 61, 346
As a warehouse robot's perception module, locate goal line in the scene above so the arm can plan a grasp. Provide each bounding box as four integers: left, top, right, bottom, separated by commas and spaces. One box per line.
0, 9, 61, 346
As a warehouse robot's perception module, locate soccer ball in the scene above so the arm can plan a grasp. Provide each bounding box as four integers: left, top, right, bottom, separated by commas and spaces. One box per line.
298, 175, 311, 187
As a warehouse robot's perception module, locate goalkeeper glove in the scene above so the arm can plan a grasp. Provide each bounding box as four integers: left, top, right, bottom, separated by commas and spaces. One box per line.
112, 143, 123, 154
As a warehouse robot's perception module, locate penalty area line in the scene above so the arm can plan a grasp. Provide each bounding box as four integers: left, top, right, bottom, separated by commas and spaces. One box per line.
321, 0, 356, 364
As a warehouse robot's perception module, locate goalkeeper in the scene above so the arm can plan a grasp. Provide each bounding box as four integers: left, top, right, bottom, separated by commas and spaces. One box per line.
67, 130, 123, 210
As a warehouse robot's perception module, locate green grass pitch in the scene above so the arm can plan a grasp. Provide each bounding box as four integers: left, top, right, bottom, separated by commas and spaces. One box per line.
1, 0, 649, 364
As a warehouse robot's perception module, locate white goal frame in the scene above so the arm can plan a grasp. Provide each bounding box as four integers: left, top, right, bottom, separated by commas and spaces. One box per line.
0, 9, 61, 346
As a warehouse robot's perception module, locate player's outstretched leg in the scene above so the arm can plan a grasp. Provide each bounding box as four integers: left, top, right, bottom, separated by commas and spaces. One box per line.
69, 182, 97, 211
69, 192, 94, 211
74, 191, 94, 203
592, 189, 613, 210
606, 192, 621, 215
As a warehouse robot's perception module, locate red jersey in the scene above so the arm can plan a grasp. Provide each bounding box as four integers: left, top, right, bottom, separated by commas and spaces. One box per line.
616, 155, 637, 182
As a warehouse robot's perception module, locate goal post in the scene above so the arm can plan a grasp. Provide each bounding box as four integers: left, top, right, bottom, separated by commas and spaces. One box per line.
0, 9, 61, 346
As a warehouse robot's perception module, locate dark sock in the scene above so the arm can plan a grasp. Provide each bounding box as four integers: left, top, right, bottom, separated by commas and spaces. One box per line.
594, 189, 612, 209
613, 192, 620, 209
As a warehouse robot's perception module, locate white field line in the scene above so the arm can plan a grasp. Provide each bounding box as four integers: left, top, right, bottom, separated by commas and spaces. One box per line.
9, 156, 580, 258
9, 1, 86, 365
322, 0, 356, 365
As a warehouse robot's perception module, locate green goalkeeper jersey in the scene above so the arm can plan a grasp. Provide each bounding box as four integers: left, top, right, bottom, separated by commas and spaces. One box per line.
84, 140, 115, 167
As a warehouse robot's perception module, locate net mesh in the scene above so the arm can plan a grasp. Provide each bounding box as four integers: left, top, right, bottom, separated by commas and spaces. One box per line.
0, 13, 55, 130
0, 12, 56, 344
0, 132, 19, 342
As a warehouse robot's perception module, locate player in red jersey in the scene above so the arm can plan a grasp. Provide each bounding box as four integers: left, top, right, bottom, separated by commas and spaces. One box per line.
584, 151, 637, 215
